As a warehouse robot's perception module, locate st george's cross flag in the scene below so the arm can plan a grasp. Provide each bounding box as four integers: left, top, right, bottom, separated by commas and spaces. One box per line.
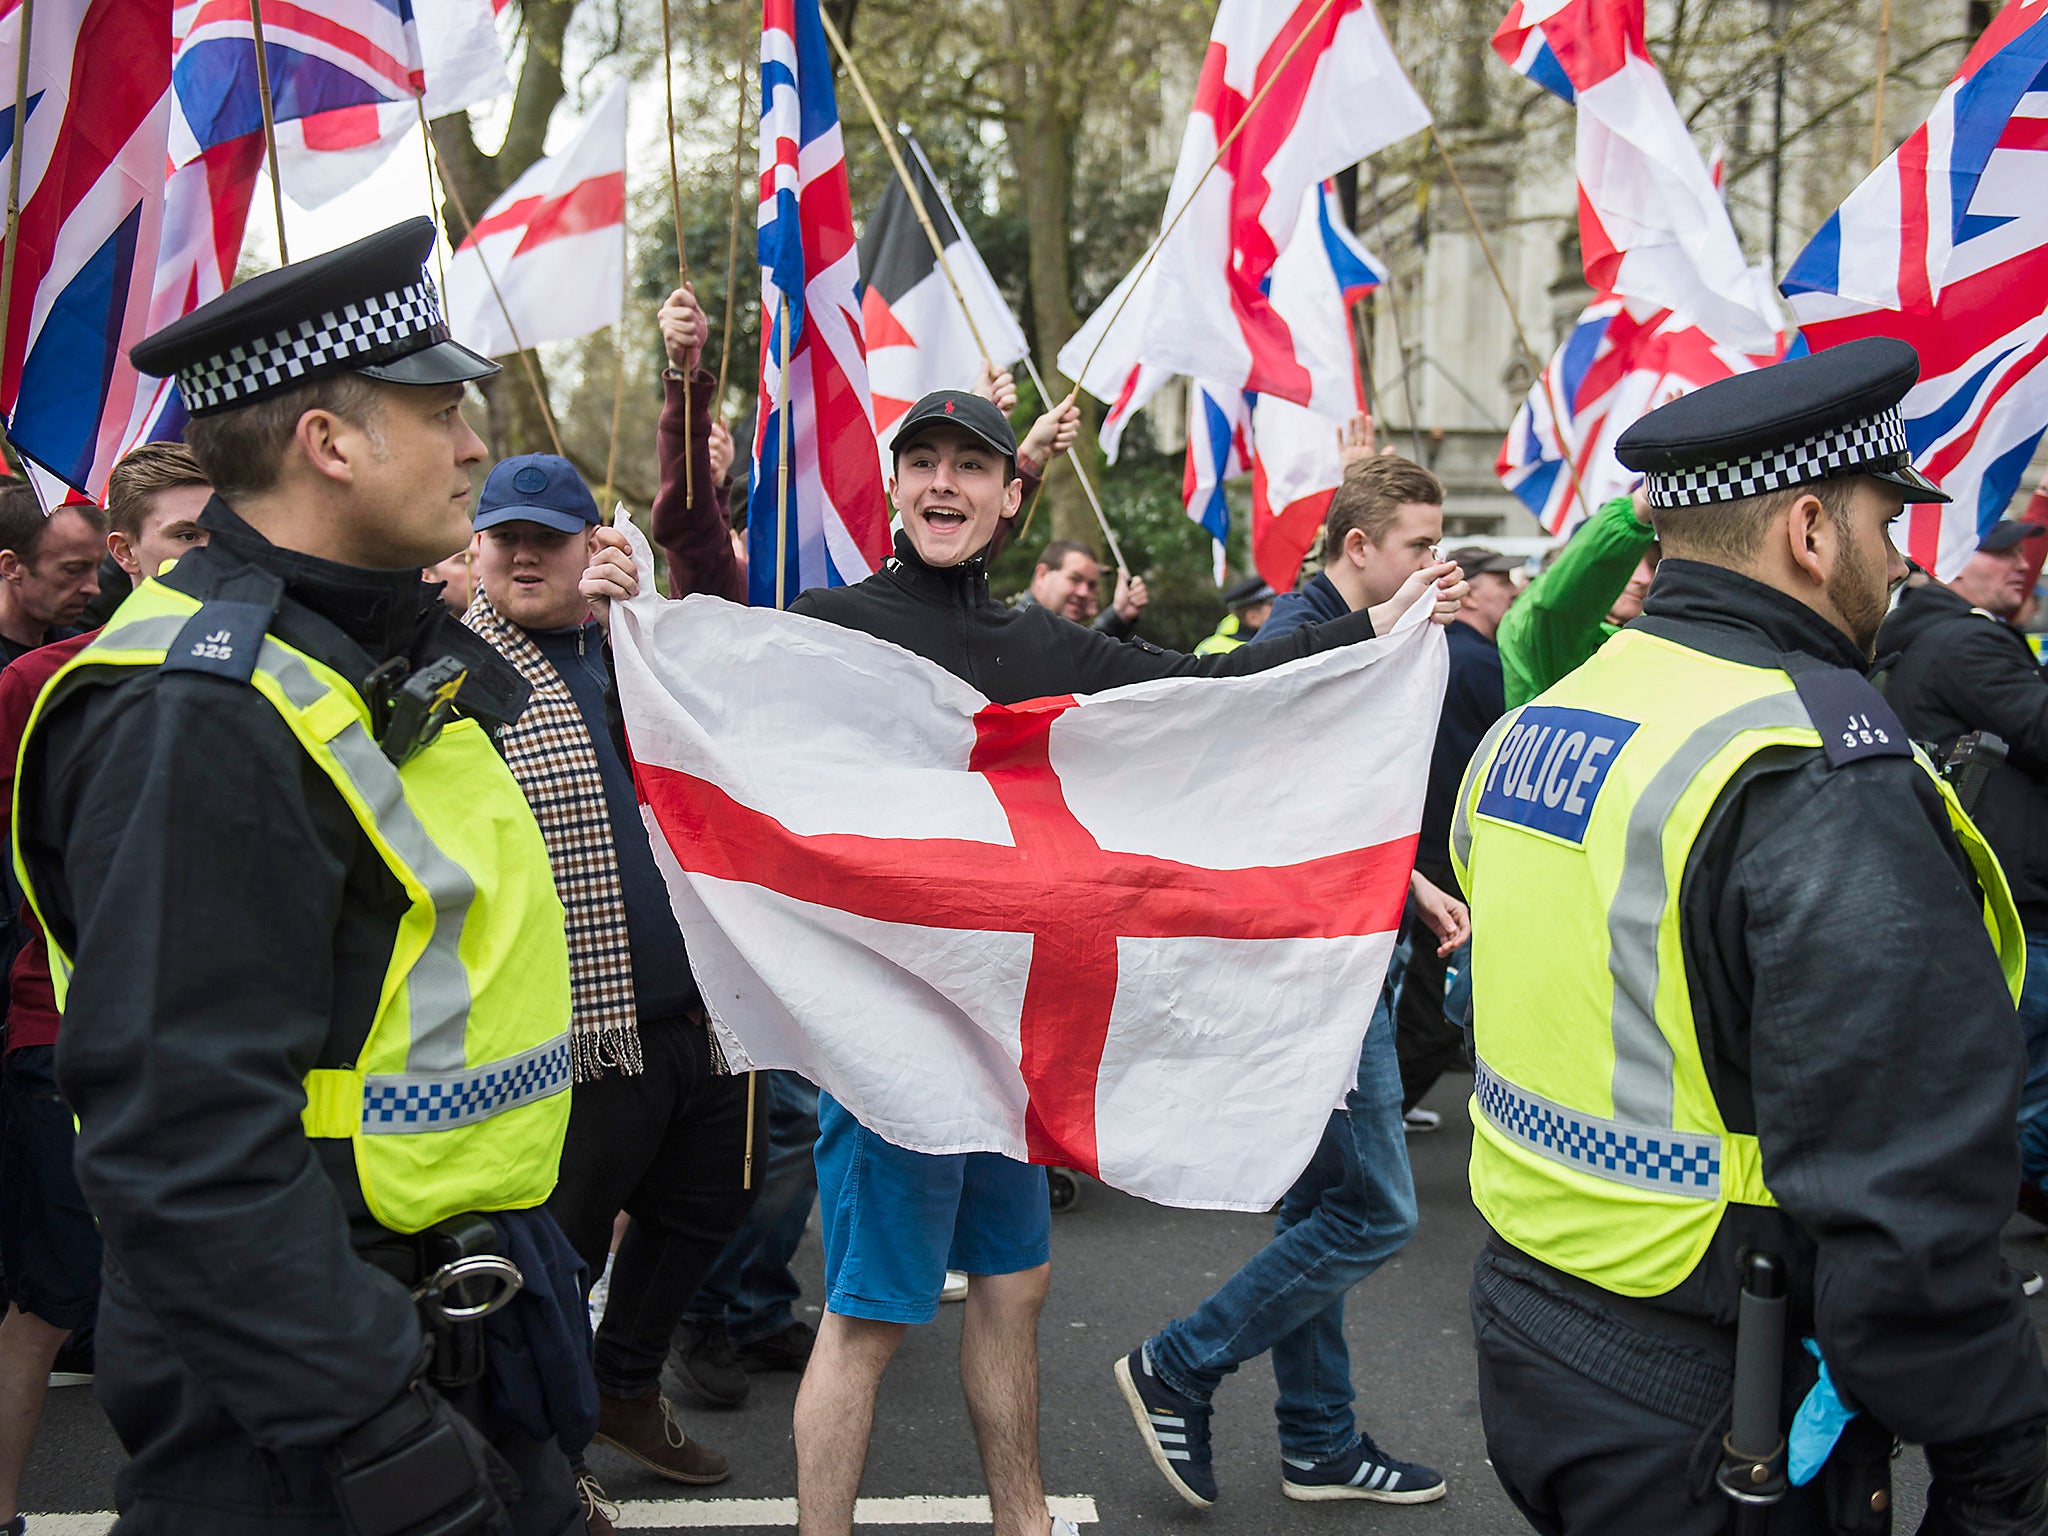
1781, 0, 2048, 579
1060, 0, 1426, 418
1495, 0, 1777, 354
445, 82, 625, 358
858, 130, 1029, 457
0, 0, 172, 498
607, 514, 1445, 1210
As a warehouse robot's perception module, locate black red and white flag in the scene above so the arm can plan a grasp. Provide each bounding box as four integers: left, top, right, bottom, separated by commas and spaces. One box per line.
857, 133, 1029, 445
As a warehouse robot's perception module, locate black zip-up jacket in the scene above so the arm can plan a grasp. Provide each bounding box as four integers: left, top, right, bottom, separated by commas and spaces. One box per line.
1876, 579, 2048, 929
16, 501, 531, 1464
791, 529, 1374, 702
1500, 559, 2048, 1464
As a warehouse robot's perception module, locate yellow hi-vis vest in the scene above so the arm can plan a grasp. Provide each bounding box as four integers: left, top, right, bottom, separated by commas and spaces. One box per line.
1451, 626, 2024, 1297
14, 578, 573, 1235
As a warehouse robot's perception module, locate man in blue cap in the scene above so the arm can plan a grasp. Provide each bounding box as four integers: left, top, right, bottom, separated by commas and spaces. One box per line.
460, 452, 756, 1498
14, 219, 592, 1535
1457, 335, 2048, 1533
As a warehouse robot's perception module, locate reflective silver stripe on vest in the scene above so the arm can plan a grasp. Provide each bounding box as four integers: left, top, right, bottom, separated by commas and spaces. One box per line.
360, 1034, 571, 1133
1451, 711, 1521, 871
1475, 1056, 1721, 1199
91, 613, 478, 1074
1604, 691, 1813, 1127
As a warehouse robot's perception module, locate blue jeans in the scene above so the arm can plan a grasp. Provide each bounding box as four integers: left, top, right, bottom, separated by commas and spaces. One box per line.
2016, 935, 2048, 1185
682, 1071, 820, 1346
1146, 987, 1418, 1462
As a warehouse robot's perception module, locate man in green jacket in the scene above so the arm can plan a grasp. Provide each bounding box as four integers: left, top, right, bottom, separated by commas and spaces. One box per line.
1496, 489, 1658, 706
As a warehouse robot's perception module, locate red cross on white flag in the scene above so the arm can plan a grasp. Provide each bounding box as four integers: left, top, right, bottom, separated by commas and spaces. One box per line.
610, 523, 1445, 1210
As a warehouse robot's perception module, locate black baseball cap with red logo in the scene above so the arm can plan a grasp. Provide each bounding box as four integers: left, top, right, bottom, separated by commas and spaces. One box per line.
888, 389, 1018, 461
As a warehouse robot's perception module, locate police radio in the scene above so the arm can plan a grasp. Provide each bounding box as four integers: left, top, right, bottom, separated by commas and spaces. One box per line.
1940, 730, 2008, 818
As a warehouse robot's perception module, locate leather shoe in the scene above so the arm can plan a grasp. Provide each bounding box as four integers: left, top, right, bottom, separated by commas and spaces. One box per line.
593, 1390, 730, 1485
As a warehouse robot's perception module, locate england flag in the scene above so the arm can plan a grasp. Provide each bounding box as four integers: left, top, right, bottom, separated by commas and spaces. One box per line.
1060, 0, 1426, 415
608, 515, 1445, 1211
1782, 0, 2048, 578
1494, 0, 1777, 354
445, 82, 625, 358
748, 0, 890, 608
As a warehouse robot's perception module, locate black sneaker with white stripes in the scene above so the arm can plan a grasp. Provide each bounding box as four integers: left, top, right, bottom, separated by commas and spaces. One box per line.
1281, 1432, 1446, 1503
1113, 1343, 1216, 1507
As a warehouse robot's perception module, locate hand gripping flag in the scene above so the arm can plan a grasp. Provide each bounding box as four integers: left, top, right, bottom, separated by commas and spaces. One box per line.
169, 0, 424, 165
445, 82, 625, 358
858, 131, 1029, 454
749, 0, 889, 608
1494, 0, 1777, 355
1060, 0, 1426, 416
607, 517, 1446, 1210
0, 0, 173, 498
1782, 0, 2048, 578
1498, 283, 1798, 535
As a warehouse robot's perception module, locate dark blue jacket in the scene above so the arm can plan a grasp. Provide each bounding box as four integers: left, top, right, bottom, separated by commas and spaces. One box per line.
1418, 621, 1505, 877
1255, 572, 1350, 647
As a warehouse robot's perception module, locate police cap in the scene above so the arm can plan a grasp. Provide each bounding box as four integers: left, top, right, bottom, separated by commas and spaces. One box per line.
129, 217, 499, 418
1221, 574, 1276, 608
1613, 336, 1948, 510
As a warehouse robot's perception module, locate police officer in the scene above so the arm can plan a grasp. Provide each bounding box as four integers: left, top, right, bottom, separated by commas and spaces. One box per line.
1455, 337, 2048, 1534
13, 222, 588, 1534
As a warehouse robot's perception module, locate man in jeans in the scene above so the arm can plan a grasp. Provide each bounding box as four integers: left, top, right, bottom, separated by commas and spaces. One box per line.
1113, 455, 1466, 1510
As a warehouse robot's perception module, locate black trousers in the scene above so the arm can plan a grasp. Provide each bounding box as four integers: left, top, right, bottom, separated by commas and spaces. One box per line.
94, 1255, 582, 1536
1395, 861, 1468, 1112
1470, 1249, 1891, 1536
546, 1012, 762, 1397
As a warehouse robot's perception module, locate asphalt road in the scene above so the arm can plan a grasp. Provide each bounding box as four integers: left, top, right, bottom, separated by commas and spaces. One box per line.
20, 1070, 2048, 1533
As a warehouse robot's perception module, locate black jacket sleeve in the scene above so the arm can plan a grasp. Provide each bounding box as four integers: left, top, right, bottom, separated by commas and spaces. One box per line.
1698, 750, 2048, 1447
1053, 603, 1376, 691
1925, 617, 2048, 777
26, 670, 423, 1449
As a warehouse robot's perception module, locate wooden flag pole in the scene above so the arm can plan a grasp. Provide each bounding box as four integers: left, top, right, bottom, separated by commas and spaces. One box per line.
604, 230, 630, 500
248, 0, 290, 263
424, 132, 566, 455
1869, 0, 1893, 171
0, 0, 37, 401
1021, 355, 1125, 574
1069, 0, 1339, 392
414, 99, 449, 298
658, 0, 694, 506
1426, 124, 1594, 529
716, 74, 749, 406
774, 293, 792, 612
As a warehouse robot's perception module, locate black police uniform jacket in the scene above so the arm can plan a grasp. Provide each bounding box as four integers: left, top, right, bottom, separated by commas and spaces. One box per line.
1524, 559, 2048, 1455
790, 528, 1377, 703
15, 502, 531, 1465
1877, 579, 2048, 931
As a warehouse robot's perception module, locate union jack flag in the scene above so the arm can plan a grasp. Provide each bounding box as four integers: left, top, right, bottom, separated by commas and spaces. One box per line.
1184, 386, 1249, 580
1499, 290, 1798, 535
0, 0, 173, 497
747, 0, 888, 608
1782, 0, 2048, 579
169, 0, 423, 165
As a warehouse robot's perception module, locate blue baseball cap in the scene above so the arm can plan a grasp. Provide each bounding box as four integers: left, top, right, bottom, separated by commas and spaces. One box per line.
474, 454, 601, 534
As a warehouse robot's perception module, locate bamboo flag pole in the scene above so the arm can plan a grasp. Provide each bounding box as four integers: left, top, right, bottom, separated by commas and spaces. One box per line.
424, 132, 566, 455
414, 100, 449, 298
774, 293, 792, 612
658, 0, 694, 506
604, 221, 630, 499
1869, 0, 1892, 171
248, 0, 290, 262
716, 74, 749, 406
0, 0, 37, 403
1426, 124, 1595, 529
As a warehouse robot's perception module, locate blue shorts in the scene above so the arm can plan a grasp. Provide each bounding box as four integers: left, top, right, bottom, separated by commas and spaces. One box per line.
814, 1092, 1051, 1325
1, 1046, 101, 1331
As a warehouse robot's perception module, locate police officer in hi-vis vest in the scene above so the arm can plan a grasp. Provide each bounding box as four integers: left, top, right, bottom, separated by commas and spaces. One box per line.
14, 222, 591, 1534
1457, 337, 2048, 1535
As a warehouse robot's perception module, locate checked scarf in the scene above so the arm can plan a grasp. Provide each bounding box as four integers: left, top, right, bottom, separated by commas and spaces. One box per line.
464, 590, 643, 1082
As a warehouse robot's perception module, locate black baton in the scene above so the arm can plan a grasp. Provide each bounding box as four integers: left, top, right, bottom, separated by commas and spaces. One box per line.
1718, 1251, 1788, 1532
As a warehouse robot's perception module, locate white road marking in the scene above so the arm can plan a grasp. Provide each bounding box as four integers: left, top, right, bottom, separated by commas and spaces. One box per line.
29, 1496, 1101, 1533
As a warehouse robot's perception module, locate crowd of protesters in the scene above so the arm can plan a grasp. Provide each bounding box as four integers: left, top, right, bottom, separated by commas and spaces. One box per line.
2, 243, 2047, 1536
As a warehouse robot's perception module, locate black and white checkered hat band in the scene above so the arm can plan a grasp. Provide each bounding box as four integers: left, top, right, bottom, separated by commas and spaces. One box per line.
176, 275, 449, 414
1643, 409, 1912, 508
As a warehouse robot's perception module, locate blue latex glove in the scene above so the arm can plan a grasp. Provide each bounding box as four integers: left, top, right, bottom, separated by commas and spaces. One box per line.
1787, 1338, 1857, 1487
